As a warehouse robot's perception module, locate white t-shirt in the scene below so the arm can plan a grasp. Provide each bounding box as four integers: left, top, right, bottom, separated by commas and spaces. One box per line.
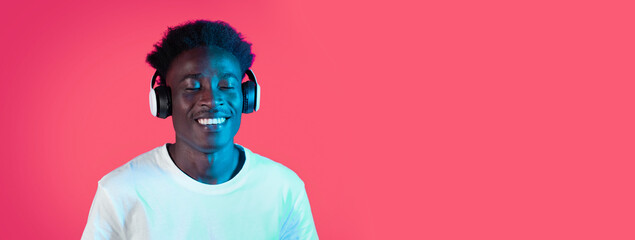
81, 144, 318, 240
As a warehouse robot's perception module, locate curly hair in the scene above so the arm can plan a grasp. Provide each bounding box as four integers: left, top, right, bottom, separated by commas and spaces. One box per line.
146, 20, 255, 85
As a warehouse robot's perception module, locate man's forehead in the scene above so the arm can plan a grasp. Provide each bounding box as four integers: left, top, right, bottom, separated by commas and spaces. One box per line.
168, 47, 241, 79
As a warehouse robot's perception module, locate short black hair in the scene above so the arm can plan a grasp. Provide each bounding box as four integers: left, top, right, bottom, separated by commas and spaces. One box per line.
146, 20, 255, 85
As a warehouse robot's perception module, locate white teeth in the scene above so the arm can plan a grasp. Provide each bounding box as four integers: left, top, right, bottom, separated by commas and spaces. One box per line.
197, 118, 227, 125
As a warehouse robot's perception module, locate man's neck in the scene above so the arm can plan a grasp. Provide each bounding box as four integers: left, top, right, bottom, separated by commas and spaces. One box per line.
167, 141, 241, 185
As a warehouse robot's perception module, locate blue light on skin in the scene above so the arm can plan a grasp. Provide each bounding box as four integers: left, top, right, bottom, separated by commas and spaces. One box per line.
165, 46, 245, 185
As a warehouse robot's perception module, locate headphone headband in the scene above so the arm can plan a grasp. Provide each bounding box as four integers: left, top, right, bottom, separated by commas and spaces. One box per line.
245, 69, 257, 84
151, 71, 160, 88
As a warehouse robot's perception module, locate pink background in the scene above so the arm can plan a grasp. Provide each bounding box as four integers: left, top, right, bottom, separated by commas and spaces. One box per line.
1, 0, 634, 239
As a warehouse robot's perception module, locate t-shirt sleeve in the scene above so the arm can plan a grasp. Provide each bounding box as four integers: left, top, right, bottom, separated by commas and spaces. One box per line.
280, 186, 319, 240
81, 184, 124, 240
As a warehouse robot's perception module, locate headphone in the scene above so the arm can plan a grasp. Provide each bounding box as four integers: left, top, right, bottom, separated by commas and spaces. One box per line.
149, 69, 261, 118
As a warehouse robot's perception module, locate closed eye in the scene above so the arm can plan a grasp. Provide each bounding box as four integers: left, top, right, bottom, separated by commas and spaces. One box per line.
186, 80, 201, 91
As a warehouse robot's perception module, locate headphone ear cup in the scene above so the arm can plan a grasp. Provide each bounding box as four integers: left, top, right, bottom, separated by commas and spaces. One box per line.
242, 81, 256, 114
149, 88, 158, 117
153, 85, 172, 118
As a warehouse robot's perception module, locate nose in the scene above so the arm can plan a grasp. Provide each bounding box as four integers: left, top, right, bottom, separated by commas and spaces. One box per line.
199, 87, 224, 109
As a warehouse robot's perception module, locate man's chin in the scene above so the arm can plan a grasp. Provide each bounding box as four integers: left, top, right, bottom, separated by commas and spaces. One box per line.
194, 139, 233, 153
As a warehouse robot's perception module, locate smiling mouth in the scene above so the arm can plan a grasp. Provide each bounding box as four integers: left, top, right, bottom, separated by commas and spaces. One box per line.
197, 117, 228, 125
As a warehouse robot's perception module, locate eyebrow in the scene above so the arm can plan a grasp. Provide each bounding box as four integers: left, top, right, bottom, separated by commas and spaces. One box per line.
180, 73, 202, 82
222, 72, 240, 81
179, 72, 241, 83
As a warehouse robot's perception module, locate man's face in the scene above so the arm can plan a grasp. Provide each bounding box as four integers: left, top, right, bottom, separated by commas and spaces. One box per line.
166, 46, 243, 152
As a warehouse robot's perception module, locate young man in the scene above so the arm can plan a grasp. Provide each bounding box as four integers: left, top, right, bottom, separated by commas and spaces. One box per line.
82, 20, 318, 239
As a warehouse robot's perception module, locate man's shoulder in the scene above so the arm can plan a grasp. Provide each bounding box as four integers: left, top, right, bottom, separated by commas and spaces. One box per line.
245, 147, 305, 189
98, 145, 165, 191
